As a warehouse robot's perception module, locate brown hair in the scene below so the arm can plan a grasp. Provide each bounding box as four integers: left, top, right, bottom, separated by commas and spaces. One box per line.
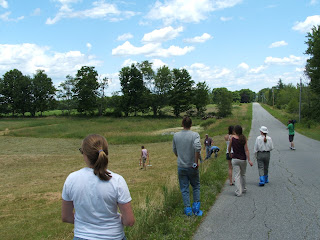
82, 134, 111, 181
234, 125, 246, 145
263, 133, 267, 143
182, 116, 192, 128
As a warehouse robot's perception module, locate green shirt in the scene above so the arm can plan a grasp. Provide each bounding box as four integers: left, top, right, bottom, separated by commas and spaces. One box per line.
288, 123, 294, 135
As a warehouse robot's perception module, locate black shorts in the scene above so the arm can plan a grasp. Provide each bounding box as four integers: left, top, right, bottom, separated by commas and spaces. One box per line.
289, 134, 294, 142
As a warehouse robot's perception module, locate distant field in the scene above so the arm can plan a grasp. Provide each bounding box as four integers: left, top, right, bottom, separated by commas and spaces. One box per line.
0, 103, 252, 240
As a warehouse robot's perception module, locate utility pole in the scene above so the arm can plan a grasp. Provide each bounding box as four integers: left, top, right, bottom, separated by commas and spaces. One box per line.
299, 78, 302, 122
272, 87, 274, 107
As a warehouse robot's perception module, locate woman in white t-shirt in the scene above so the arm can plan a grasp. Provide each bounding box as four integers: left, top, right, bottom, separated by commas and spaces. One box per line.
62, 134, 135, 240
254, 126, 274, 187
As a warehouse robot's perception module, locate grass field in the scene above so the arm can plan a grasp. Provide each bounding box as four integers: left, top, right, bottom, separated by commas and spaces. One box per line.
0, 103, 252, 240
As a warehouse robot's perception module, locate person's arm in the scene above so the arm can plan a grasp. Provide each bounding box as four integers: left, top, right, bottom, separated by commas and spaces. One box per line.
228, 137, 232, 157
61, 200, 74, 224
224, 134, 228, 141
245, 142, 253, 166
118, 202, 135, 227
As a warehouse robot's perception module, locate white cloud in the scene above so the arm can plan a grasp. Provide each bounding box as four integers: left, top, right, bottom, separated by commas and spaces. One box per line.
121, 59, 137, 67
112, 41, 194, 57
32, 8, 41, 16
151, 59, 168, 70
117, 33, 133, 41
269, 40, 288, 48
238, 62, 249, 70
310, 0, 318, 5
0, 12, 24, 22
264, 55, 303, 65
295, 67, 305, 72
0, 0, 8, 8
86, 43, 92, 50
0, 43, 102, 85
183, 33, 213, 43
46, 0, 136, 24
142, 26, 183, 43
249, 65, 267, 74
146, 0, 242, 24
292, 15, 320, 33
220, 16, 233, 21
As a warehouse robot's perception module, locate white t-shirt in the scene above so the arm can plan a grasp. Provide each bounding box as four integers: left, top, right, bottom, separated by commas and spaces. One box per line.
254, 135, 274, 152
62, 168, 132, 240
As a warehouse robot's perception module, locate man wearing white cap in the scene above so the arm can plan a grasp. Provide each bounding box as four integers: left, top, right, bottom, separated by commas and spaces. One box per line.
253, 126, 274, 186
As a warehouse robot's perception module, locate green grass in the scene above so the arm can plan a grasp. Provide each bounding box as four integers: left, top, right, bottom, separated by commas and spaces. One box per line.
261, 103, 320, 141
0, 103, 253, 240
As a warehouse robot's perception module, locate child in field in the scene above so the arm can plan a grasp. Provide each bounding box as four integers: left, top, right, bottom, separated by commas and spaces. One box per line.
140, 146, 149, 170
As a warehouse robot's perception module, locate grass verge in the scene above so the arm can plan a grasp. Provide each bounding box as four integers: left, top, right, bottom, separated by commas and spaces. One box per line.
261, 103, 320, 141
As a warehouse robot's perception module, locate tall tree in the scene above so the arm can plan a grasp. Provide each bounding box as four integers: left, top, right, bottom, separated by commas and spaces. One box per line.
98, 76, 109, 116
57, 75, 76, 115
32, 70, 56, 116
193, 81, 210, 116
119, 64, 149, 116
169, 68, 194, 117
305, 25, 320, 96
73, 66, 99, 114
2, 69, 32, 116
152, 65, 172, 116
212, 87, 233, 117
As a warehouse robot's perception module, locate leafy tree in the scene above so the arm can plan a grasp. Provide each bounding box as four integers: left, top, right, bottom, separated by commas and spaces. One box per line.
57, 75, 76, 115
212, 87, 233, 117
232, 91, 241, 103
73, 66, 99, 114
106, 91, 123, 117
2, 69, 32, 116
305, 25, 320, 96
119, 64, 149, 116
169, 68, 194, 117
0, 77, 9, 114
193, 81, 209, 116
152, 65, 172, 116
31, 70, 56, 116
98, 77, 109, 116
237, 89, 256, 103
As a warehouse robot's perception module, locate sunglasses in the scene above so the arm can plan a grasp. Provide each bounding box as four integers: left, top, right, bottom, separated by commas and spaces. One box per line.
79, 148, 83, 154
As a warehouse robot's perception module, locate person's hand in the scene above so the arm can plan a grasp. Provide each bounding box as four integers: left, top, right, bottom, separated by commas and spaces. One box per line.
249, 160, 253, 167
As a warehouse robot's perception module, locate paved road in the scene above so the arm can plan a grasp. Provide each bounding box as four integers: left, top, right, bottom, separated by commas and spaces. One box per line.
193, 103, 320, 240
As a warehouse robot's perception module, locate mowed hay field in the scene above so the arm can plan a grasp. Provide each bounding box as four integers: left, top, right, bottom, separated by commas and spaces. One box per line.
0, 104, 252, 240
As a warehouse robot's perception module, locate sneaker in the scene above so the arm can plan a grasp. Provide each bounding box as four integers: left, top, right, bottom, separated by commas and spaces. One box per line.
292, 147, 296, 150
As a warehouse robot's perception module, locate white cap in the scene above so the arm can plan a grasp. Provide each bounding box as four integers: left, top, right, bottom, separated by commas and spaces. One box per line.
259, 126, 268, 134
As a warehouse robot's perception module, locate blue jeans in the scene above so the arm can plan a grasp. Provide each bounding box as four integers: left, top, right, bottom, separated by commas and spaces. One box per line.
178, 167, 200, 207
205, 146, 211, 159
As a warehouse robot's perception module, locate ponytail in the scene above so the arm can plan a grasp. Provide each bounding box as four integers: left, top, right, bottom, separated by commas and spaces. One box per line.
263, 133, 267, 143
82, 134, 112, 181
93, 151, 112, 181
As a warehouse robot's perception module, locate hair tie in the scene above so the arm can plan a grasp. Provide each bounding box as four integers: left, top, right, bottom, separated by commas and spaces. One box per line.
99, 149, 104, 153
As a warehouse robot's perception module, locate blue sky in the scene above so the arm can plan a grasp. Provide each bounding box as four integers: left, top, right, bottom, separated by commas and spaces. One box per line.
1, 0, 319, 95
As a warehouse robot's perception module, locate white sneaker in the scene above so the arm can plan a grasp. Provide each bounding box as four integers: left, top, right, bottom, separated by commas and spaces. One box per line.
292, 147, 296, 150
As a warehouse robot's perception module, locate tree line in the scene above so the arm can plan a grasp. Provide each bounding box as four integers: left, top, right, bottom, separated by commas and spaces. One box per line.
0, 61, 256, 118
257, 25, 320, 122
